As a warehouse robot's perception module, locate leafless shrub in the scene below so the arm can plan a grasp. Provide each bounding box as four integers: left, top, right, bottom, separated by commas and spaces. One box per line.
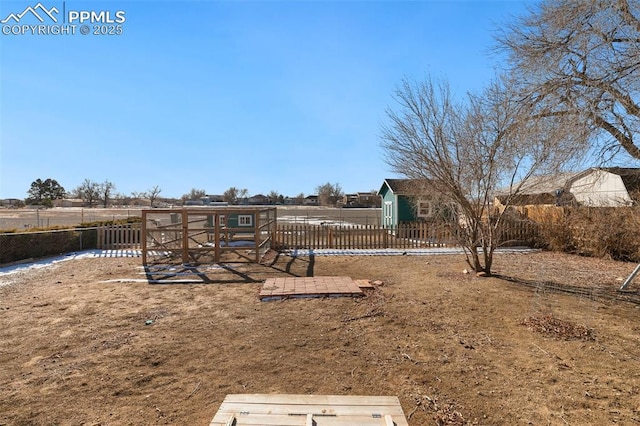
536, 206, 640, 261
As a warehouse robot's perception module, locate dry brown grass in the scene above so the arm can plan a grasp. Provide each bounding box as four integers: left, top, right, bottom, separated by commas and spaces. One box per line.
1, 251, 640, 425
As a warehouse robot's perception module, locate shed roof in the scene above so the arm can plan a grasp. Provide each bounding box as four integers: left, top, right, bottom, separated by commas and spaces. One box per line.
380, 178, 432, 196
603, 167, 640, 194
512, 172, 580, 195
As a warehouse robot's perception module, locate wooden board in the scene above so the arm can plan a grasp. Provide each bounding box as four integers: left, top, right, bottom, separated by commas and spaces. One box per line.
210, 394, 409, 426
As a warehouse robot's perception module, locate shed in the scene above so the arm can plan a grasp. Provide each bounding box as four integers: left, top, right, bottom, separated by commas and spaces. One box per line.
495, 167, 640, 208
377, 178, 434, 228
205, 211, 256, 228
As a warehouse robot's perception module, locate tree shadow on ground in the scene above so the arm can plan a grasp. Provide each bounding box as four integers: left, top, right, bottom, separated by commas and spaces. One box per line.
143, 251, 314, 284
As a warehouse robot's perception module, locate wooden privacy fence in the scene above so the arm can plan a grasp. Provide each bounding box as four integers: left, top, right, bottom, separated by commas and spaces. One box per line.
274, 223, 456, 250
94, 220, 538, 252
97, 224, 141, 249
274, 221, 539, 250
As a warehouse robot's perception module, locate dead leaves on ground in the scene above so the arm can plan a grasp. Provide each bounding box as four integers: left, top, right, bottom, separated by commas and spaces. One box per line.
522, 315, 595, 341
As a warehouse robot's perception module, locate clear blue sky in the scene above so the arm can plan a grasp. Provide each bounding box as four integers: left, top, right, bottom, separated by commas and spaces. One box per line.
0, 0, 530, 199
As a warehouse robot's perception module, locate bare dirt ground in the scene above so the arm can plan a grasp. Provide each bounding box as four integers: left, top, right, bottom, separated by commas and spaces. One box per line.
1, 251, 640, 425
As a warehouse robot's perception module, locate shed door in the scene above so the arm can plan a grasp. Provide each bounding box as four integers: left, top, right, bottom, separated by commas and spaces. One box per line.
383, 201, 393, 227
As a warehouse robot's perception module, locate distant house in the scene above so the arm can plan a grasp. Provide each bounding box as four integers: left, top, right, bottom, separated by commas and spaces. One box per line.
52, 198, 85, 208
495, 167, 640, 208
247, 194, 269, 205
203, 195, 226, 205
377, 179, 438, 227
343, 193, 359, 206
357, 191, 380, 207
343, 192, 380, 207
0, 198, 22, 207
283, 197, 298, 205
304, 195, 319, 206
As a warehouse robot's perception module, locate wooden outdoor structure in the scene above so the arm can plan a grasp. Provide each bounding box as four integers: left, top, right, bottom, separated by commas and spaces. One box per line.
209, 394, 409, 425
98, 217, 537, 254
141, 208, 277, 265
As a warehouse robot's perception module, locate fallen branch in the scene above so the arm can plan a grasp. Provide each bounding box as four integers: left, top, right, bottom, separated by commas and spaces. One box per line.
187, 381, 201, 399
342, 310, 384, 322
407, 400, 422, 420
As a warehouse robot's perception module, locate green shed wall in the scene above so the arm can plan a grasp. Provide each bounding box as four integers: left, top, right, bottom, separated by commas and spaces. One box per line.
397, 196, 417, 223
379, 182, 418, 227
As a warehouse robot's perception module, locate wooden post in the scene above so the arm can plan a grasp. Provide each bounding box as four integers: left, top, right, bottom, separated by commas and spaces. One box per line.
141, 211, 147, 265
271, 208, 277, 252
181, 209, 189, 264
254, 210, 260, 263
96, 225, 102, 250
214, 212, 221, 263
384, 226, 389, 249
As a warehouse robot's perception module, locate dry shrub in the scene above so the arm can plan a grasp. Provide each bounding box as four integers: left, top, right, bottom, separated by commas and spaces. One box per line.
534, 206, 640, 262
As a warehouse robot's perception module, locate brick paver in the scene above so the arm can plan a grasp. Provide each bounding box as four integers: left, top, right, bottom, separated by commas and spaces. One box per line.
259, 276, 365, 301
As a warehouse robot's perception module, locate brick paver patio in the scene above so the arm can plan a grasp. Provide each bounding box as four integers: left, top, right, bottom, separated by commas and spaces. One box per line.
259, 276, 366, 301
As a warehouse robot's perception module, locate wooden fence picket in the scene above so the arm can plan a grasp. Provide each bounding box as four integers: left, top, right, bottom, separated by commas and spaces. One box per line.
97, 224, 141, 250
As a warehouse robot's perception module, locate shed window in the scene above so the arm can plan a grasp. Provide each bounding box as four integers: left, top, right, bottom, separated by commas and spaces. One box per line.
238, 215, 253, 226
417, 200, 433, 218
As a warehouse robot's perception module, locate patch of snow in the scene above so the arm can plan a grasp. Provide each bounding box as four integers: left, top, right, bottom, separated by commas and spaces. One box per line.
277, 215, 361, 227
284, 247, 540, 257
0, 250, 141, 278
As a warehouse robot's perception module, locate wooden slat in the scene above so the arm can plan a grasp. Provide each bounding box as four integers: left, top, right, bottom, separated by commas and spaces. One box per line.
210, 394, 408, 426
211, 414, 400, 425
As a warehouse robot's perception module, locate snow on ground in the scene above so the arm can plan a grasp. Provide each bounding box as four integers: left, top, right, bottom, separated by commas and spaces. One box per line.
0, 247, 539, 284
283, 247, 540, 256
0, 250, 141, 279
277, 215, 362, 227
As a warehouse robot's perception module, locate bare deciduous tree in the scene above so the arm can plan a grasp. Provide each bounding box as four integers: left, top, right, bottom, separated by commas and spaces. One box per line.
181, 188, 206, 204
381, 76, 585, 275
498, 0, 640, 161
316, 182, 343, 206
73, 179, 100, 208
99, 180, 115, 208
267, 190, 280, 204
238, 188, 249, 204
148, 185, 162, 207
222, 187, 249, 205
223, 187, 239, 205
